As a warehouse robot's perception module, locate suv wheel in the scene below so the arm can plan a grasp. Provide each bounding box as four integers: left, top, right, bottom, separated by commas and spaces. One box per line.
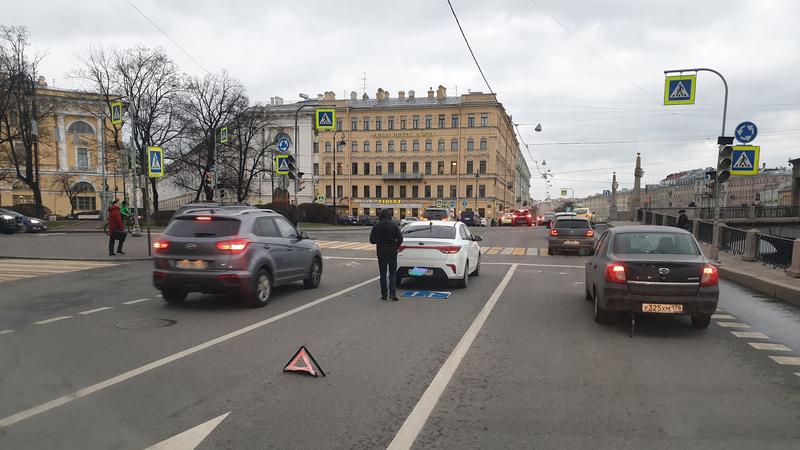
162, 289, 187, 304
248, 269, 272, 308
691, 314, 711, 329
303, 258, 322, 289
456, 263, 469, 288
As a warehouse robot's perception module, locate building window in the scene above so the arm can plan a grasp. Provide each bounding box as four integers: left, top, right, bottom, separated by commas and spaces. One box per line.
352, 185, 358, 198
375, 117, 382, 130
364, 185, 370, 198
479, 184, 486, 197
437, 161, 445, 175
412, 115, 419, 129
425, 139, 432, 151
412, 185, 419, 198
388, 140, 395, 152
68, 120, 95, 134
388, 116, 394, 130
351, 141, 358, 152
467, 114, 475, 127
351, 162, 358, 175
313, 163, 319, 175
479, 160, 487, 174
480, 113, 488, 127
438, 139, 445, 151
337, 185, 343, 198
437, 185, 444, 198
467, 138, 474, 150
412, 140, 419, 152
466, 185, 473, 198
438, 114, 446, 128
352, 208, 358, 217
400, 162, 407, 173
400, 117, 407, 129
412, 162, 419, 173
363, 140, 370, 152
325, 163, 331, 175
376, 140, 383, 152
376, 185, 382, 198
363, 117, 370, 131
400, 140, 407, 152
337, 162, 343, 175
450, 161, 457, 175
336, 119, 342, 131
388, 162, 395, 173
351, 118, 358, 131
451, 114, 459, 128
313, 142, 319, 154
376, 162, 383, 175
325, 141, 332, 152
450, 139, 458, 151
326, 185, 332, 198
77, 148, 89, 169
425, 115, 432, 128
450, 185, 457, 197
400, 186, 407, 198
480, 138, 487, 149
425, 161, 432, 174
425, 185, 431, 198
76, 196, 96, 210
388, 185, 395, 197
364, 162, 370, 175
466, 160, 473, 174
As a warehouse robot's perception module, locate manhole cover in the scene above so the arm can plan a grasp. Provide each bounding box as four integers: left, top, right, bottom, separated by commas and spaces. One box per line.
115, 318, 177, 330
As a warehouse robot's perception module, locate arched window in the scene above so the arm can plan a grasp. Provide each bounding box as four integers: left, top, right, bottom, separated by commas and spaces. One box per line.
480, 138, 487, 149
467, 138, 475, 150
451, 139, 459, 150
72, 181, 96, 193
67, 121, 95, 134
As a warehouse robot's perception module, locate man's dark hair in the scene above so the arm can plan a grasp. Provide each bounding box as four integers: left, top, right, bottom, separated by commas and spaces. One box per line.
678, 209, 686, 213
379, 209, 392, 220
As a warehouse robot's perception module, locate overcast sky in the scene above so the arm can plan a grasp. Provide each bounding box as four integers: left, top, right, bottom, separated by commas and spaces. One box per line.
6, 0, 799, 199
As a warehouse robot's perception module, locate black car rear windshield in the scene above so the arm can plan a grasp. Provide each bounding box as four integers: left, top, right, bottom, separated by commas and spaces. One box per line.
423, 209, 449, 220
614, 232, 699, 255
165, 217, 241, 237
554, 219, 591, 228
403, 224, 457, 239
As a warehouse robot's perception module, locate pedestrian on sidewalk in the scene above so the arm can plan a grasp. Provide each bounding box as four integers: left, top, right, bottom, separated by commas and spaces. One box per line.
676, 209, 690, 231
369, 208, 404, 301
107, 200, 127, 256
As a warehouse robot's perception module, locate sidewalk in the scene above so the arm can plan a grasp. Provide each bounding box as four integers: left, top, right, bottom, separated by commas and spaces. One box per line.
608, 221, 800, 307
0, 232, 155, 261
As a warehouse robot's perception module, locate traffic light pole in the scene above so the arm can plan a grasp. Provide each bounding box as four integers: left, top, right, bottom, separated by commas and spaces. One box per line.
294, 102, 317, 205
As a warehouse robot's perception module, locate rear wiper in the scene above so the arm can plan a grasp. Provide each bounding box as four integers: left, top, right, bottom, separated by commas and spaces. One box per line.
193, 232, 216, 237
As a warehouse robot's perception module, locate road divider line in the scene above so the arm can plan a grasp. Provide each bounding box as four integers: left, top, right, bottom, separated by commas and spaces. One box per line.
122, 298, 152, 305
769, 356, 800, 366
33, 316, 73, 325
711, 314, 736, 320
716, 322, 751, 328
0, 330, 13, 335
731, 331, 769, 339
748, 343, 791, 351
77, 307, 114, 315
388, 264, 518, 450
0, 275, 380, 429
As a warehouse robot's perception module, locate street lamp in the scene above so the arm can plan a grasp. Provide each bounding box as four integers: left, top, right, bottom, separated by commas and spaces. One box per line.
332, 130, 346, 224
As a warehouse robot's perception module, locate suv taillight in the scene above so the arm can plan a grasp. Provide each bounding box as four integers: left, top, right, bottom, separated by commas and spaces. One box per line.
605, 263, 627, 284
700, 264, 718, 286
550, 228, 558, 236
153, 239, 170, 252
586, 229, 595, 237
216, 238, 251, 254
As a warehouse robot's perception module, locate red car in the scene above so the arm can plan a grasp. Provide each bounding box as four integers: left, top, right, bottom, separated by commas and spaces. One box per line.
512, 209, 533, 226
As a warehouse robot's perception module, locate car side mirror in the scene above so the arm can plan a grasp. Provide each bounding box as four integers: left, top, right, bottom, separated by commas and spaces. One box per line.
473, 235, 483, 241
299, 231, 311, 240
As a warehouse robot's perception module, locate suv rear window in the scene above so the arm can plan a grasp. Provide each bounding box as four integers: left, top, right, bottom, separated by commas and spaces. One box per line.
423, 208, 450, 220
614, 232, 699, 255
403, 224, 456, 239
554, 219, 591, 228
165, 217, 241, 237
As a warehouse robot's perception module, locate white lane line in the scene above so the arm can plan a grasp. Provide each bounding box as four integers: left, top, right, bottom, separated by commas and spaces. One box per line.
155, 294, 162, 298
0, 330, 14, 335
77, 307, 114, 315
33, 316, 73, 325
388, 264, 518, 450
711, 314, 736, 320
716, 322, 751, 328
795, 373, 800, 378
37, 232, 66, 236
146, 411, 230, 450
0, 275, 380, 429
769, 356, 800, 366
122, 298, 151, 305
748, 343, 791, 351
731, 331, 769, 339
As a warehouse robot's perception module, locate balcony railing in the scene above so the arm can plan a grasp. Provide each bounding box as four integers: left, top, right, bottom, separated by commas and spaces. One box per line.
382, 172, 423, 180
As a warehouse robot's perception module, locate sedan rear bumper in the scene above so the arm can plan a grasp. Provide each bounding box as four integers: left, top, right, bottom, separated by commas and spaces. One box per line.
153, 269, 253, 294
548, 237, 595, 251
397, 261, 462, 279
600, 283, 719, 315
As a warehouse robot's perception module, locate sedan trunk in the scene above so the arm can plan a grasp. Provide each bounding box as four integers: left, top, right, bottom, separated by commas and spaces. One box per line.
621, 254, 705, 296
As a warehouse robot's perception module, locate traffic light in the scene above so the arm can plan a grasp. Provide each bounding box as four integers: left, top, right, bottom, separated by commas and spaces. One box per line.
285, 155, 298, 179
717, 145, 732, 184
296, 171, 306, 191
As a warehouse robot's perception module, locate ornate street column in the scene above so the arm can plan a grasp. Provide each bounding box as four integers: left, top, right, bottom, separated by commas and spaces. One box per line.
57, 114, 68, 170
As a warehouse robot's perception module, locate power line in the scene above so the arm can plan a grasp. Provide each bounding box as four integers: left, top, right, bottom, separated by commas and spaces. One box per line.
123, 0, 211, 75
446, 0, 494, 95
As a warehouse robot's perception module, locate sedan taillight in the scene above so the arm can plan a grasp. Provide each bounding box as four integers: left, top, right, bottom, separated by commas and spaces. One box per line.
437, 245, 462, 254
605, 263, 627, 284
586, 229, 595, 237
700, 264, 719, 286
216, 238, 251, 254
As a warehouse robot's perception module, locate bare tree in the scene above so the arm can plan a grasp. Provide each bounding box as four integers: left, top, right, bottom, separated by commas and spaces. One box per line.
218, 106, 276, 203
50, 172, 93, 217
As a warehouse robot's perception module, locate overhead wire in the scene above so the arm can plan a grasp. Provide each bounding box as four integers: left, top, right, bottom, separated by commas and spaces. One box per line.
446, 0, 494, 95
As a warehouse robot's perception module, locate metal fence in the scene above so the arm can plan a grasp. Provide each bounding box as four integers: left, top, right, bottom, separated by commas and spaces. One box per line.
695, 206, 799, 220
697, 220, 713, 244
756, 235, 795, 269
721, 226, 747, 255
760, 206, 800, 219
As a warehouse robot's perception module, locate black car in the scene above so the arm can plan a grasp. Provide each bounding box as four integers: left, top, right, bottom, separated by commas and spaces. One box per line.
0, 213, 17, 234
460, 211, 481, 226
584, 225, 719, 328
0, 208, 46, 233
547, 217, 595, 255
337, 215, 358, 225
152, 207, 322, 307
358, 215, 378, 226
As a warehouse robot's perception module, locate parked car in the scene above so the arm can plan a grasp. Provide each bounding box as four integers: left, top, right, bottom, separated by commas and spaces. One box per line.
337, 215, 358, 225
1, 213, 17, 234
152, 208, 322, 307
500, 212, 514, 226
479, 217, 488, 227
548, 217, 595, 255
358, 215, 379, 226
511, 209, 533, 226
0, 208, 47, 232
422, 207, 455, 221
400, 217, 419, 227
459, 210, 481, 227
396, 220, 482, 288
584, 225, 719, 328
573, 207, 595, 224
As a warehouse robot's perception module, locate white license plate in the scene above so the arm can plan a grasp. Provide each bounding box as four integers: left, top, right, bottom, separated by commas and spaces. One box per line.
642, 303, 684, 313
177, 259, 207, 270
564, 240, 580, 245
408, 267, 434, 277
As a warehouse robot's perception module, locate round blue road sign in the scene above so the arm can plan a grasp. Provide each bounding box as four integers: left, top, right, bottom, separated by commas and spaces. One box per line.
734, 121, 758, 144
276, 133, 292, 153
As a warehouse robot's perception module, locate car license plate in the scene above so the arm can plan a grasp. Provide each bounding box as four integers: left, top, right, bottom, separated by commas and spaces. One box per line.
177, 259, 207, 270
564, 240, 580, 245
642, 303, 684, 313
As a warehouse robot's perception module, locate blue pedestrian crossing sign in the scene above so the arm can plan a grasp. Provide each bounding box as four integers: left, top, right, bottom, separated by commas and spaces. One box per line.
315, 109, 336, 130
730, 146, 760, 176
603, 190, 610, 197
275, 155, 290, 175
664, 74, 696, 105
147, 147, 163, 177
734, 121, 758, 144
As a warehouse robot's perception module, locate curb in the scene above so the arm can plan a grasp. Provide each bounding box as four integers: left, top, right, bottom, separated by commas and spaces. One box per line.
715, 264, 800, 308
0, 254, 153, 262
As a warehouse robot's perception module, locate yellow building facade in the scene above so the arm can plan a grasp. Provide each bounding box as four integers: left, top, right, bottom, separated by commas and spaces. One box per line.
314, 86, 521, 220
0, 81, 117, 217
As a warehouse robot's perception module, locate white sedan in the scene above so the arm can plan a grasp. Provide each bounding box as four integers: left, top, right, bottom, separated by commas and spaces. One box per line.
397, 220, 482, 288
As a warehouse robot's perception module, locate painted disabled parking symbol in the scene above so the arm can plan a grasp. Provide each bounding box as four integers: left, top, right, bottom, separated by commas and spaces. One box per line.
401, 290, 451, 299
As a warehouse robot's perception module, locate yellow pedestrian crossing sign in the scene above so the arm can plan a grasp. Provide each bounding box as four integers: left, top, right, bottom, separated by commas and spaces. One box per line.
664, 74, 697, 105
110, 101, 123, 125
316, 109, 336, 130
275, 155, 290, 175
147, 147, 163, 177
730, 146, 759, 176
219, 127, 229, 144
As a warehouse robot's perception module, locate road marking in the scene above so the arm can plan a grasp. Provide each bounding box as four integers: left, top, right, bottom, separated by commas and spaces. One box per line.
511, 247, 526, 256
37, 232, 66, 236
34, 316, 73, 325
0, 330, 14, 335
499, 248, 514, 255
716, 322, 751, 328
77, 307, 114, 315
146, 412, 230, 450
0, 275, 380, 429
486, 247, 502, 255
539, 248, 549, 256
388, 264, 518, 449
731, 331, 769, 339
526, 248, 538, 256
123, 298, 151, 305
480, 247, 489, 254
711, 314, 736, 320
769, 356, 800, 366
321, 256, 586, 269
155, 293, 162, 298
795, 373, 800, 378
748, 343, 791, 351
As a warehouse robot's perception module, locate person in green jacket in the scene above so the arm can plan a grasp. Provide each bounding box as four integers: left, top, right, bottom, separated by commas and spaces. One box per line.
120, 200, 131, 220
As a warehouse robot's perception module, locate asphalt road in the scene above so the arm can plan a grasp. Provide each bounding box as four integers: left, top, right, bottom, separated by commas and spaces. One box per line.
1, 225, 799, 449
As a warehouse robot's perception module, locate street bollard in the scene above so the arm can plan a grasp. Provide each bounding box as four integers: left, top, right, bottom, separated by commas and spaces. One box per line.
786, 238, 800, 278
741, 229, 759, 262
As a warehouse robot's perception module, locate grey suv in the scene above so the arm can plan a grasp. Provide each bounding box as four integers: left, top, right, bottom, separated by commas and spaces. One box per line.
153, 207, 322, 307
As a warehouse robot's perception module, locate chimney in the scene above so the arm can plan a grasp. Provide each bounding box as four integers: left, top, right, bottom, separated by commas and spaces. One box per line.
376, 88, 385, 101
350, 91, 358, 100
384, 90, 390, 99
323, 91, 336, 101
427, 87, 434, 99
398, 90, 406, 99
408, 90, 415, 99
436, 85, 446, 100
317, 93, 324, 101
362, 92, 369, 100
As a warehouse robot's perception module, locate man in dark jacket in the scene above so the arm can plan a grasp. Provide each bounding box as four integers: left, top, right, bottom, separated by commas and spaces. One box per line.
108, 200, 126, 255
675, 209, 690, 231
369, 209, 404, 301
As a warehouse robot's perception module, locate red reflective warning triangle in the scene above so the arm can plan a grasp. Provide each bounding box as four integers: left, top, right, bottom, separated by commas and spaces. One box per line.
283, 346, 326, 377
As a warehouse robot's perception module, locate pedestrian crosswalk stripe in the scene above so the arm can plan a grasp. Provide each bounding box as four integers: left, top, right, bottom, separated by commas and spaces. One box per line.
500, 248, 514, 255
487, 247, 503, 255
512, 248, 526, 256
527, 248, 538, 256
0, 259, 119, 284
313, 241, 569, 257
480, 247, 489, 254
